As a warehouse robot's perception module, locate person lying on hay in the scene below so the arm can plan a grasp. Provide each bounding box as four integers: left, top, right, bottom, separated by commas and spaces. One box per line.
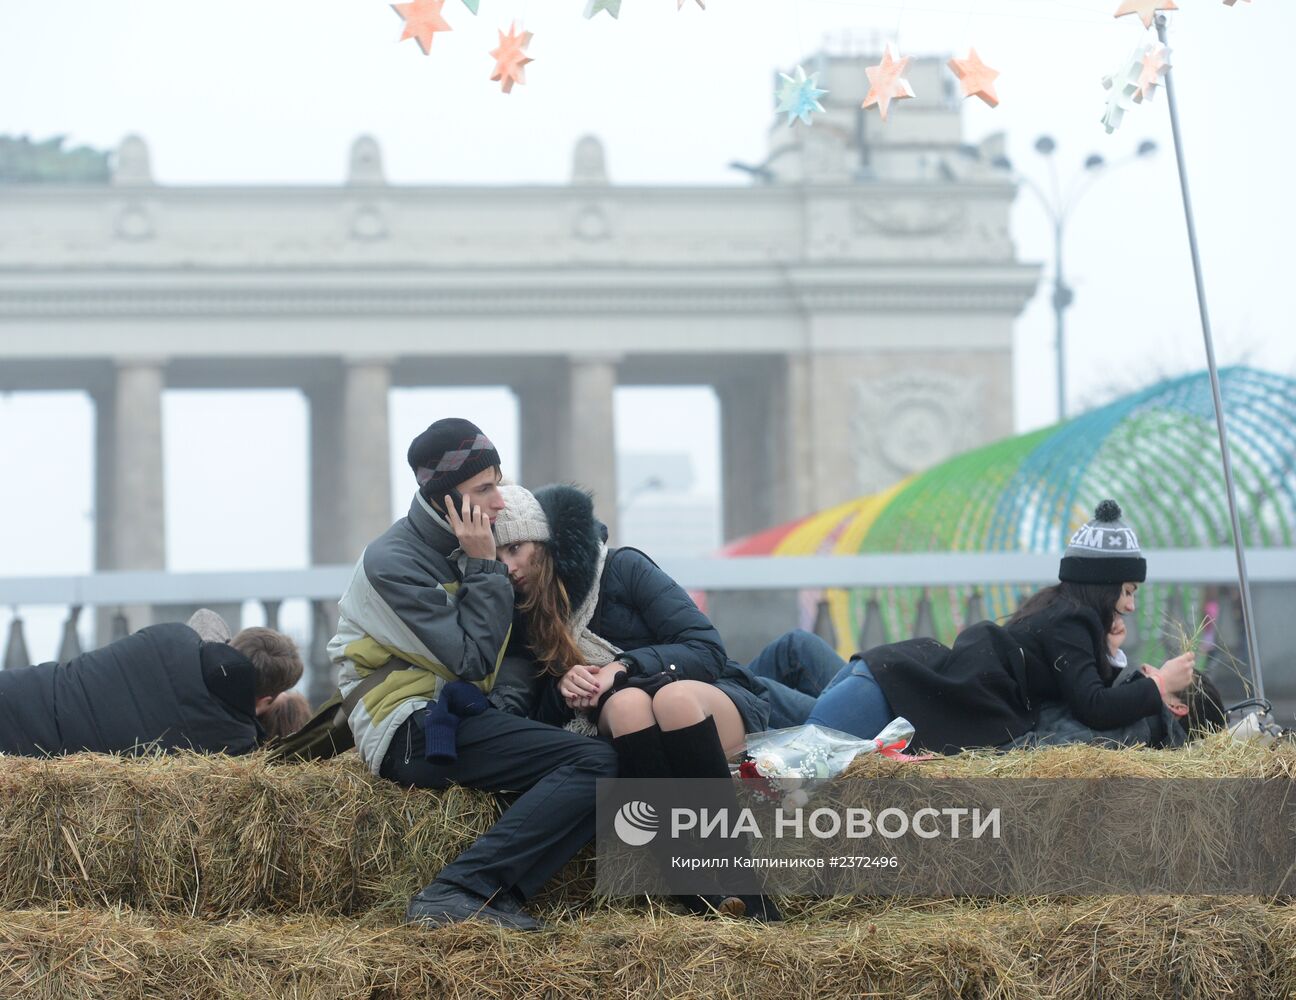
805, 500, 1209, 754
1002, 610, 1226, 748
0, 609, 303, 757
259, 689, 312, 741
745, 617, 1226, 750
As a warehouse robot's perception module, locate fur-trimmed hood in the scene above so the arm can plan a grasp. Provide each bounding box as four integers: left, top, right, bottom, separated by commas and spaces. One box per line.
533, 484, 608, 611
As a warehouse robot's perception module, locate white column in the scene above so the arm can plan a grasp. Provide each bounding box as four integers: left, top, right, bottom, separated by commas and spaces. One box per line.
106, 360, 166, 631
304, 359, 390, 703
307, 376, 345, 566
779, 353, 816, 521
338, 358, 393, 562
92, 385, 116, 575
564, 355, 619, 543
307, 358, 393, 566
514, 368, 568, 489
718, 368, 773, 542
718, 358, 809, 541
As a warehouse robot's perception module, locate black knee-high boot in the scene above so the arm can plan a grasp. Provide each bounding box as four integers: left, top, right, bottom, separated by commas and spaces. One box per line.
658, 718, 783, 922
611, 724, 673, 780
611, 725, 699, 903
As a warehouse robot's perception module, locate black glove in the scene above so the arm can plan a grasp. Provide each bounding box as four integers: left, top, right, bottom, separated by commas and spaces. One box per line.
596, 667, 674, 713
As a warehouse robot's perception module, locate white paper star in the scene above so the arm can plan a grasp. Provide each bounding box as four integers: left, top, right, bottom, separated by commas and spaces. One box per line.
1101, 47, 1144, 133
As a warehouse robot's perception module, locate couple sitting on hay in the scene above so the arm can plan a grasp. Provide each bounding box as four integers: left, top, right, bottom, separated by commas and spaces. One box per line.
0, 415, 1226, 934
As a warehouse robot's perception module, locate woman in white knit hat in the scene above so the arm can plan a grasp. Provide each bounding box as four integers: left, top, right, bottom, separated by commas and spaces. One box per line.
492, 482, 779, 921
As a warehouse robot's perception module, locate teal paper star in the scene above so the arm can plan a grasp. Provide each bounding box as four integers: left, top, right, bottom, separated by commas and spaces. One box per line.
462, 0, 480, 12
584, 0, 621, 17
775, 65, 828, 127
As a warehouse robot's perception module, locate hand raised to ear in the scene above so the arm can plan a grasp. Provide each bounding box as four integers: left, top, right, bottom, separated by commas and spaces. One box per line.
445, 493, 496, 560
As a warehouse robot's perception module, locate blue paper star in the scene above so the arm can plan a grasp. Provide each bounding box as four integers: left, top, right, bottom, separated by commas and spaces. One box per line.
584, 0, 621, 17
775, 65, 828, 127
462, 0, 480, 13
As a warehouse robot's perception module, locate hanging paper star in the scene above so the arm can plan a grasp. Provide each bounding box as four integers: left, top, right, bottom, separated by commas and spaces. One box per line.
391, 0, 452, 55
862, 42, 915, 123
1134, 43, 1170, 102
489, 22, 534, 93
585, 0, 621, 17
948, 48, 1000, 108
676, 0, 706, 9
1100, 48, 1143, 133
775, 65, 829, 127
1113, 0, 1178, 29
461, 0, 480, 12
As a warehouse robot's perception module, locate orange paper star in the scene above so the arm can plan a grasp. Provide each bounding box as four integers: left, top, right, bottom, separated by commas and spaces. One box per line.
1113, 0, 1178, 28
948, 48, 1000, 108
862, 42, 916, 123
489, 22, 534, 94
391, 0, 452, 55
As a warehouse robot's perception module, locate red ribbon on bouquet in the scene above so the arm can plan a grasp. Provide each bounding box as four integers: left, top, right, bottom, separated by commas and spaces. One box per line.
874, 737, 936, 762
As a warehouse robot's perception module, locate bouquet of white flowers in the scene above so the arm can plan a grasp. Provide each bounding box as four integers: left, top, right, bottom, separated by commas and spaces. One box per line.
731, 718, 916, 809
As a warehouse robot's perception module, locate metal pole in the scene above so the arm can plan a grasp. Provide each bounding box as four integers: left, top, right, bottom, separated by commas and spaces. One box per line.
1052, 221, 1068, 421
1156, 13, 1265, 700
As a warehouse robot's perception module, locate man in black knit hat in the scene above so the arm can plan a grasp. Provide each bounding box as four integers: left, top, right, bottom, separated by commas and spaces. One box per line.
327, 417, 618, 932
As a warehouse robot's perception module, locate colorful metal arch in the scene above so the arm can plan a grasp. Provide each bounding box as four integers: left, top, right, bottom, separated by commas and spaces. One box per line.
723, 367, 1296, 660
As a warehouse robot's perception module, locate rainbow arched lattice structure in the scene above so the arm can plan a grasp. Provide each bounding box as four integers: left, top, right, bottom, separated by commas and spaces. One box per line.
723, 367, 1296, 663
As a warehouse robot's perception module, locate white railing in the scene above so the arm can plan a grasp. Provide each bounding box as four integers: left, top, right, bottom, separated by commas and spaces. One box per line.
1, 548, 1293, 606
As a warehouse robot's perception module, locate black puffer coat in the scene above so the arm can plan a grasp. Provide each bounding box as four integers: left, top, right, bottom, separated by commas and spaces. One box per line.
528, 486, 769, 734
0, 623, 264, 756
864, 599, 1163, 754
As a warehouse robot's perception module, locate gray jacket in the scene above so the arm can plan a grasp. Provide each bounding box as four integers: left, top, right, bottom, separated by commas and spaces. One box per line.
326, 492, 516, 774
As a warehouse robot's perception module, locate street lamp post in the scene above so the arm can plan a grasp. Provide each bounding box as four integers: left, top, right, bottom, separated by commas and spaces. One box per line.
996, 137, 1157, 421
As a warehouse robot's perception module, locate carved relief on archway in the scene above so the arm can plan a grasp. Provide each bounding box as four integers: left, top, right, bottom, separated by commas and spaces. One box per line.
852, 370, 983, 492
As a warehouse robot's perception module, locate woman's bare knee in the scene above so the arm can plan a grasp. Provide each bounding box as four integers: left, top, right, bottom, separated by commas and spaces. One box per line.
653, 681, 746, 751
651, 681, 708, 730
599, 688, 655, 737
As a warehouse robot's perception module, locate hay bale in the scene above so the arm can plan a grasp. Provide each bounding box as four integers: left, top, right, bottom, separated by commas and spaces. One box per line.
0, 752, 511, 918
1, 734, 1291, 918
843, 731, 1296, 780
0, 900, 1289, 1000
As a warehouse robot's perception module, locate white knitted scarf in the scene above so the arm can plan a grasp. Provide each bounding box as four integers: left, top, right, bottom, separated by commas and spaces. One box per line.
569, 541, 620, 665
563, 542, 620, 736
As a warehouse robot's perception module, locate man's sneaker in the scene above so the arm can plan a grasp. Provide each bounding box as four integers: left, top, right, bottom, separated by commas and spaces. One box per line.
488, 888, 546, 928
404, 881, 540, 932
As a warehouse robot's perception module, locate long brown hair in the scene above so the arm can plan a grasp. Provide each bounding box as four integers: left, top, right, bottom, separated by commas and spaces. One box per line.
1008, 582, 1122, 637
518, 543, 585, 677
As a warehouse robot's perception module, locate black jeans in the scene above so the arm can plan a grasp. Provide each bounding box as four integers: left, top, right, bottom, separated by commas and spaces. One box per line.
381, 707, 618, 901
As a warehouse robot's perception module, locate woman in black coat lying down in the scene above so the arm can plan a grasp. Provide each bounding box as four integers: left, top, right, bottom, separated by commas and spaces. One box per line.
806, 500, 1203, 754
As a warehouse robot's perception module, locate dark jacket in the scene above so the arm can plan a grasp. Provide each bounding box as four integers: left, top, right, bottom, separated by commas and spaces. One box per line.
1004, 665, 1185, 750
865, 599, 1163, 754
526, 486, 769, 734
0, 623, 264, 756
